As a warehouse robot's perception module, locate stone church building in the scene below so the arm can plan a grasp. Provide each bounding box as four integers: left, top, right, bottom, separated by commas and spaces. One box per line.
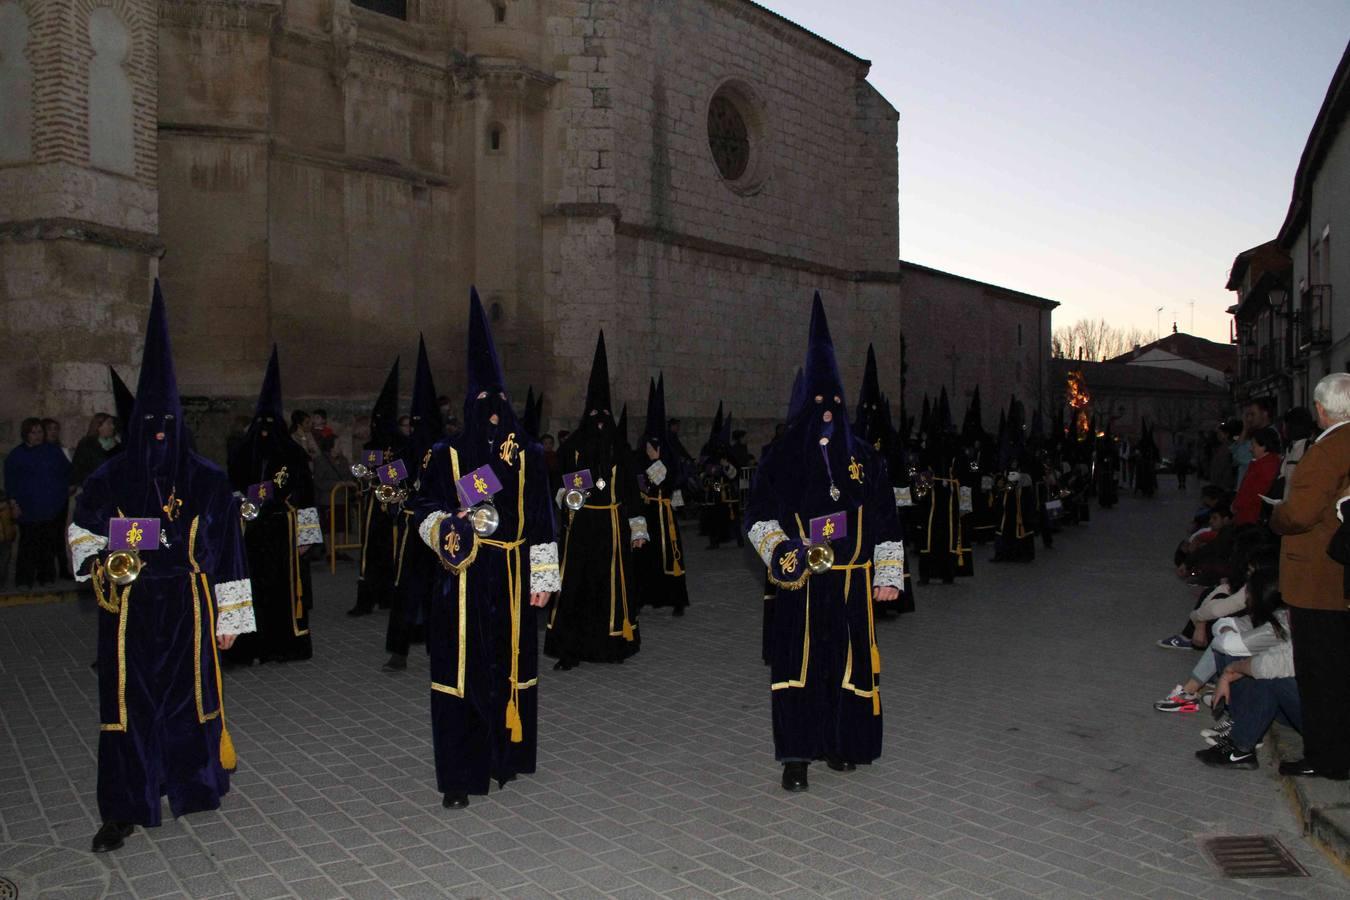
1, 1, 1049, 457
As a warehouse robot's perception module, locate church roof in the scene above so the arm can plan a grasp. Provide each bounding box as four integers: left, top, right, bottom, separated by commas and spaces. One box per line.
1051, 359, 1228, 396
899, 260, 1060, 310
1277, 40, 1350, 249
1105, 333, 1236, 375
736, 1, 869, 70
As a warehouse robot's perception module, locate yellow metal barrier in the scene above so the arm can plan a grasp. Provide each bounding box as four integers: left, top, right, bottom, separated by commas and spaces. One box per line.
328, 481, 363, 574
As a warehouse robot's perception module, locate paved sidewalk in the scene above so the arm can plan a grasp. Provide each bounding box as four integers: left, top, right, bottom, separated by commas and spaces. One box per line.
1, 486, 1346, 898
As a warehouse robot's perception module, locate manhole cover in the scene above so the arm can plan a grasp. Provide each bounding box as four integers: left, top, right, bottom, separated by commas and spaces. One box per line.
1201, 835, 1308, 878
0, 875, 17, 900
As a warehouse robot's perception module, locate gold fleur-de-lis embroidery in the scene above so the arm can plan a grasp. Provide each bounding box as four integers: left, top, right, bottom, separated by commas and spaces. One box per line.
779, 548, 800, 574
386, 464, 400, 482
126, 522, 144, 548
848, 457, 864, 482
162, 490, 182, 522
822, 519, 836, 538
572, 473, 584, 488
473, 473, 489, 495
273, 466, 289, 487
499, 432, 519, 465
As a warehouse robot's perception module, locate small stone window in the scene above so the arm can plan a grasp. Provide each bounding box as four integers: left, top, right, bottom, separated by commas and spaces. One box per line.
488, 125, 503, 152
494, 3, 506, 24
707, 95, 749, 181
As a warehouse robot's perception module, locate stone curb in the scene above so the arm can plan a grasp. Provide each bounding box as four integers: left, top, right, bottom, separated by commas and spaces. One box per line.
1267, 723, 1350, 875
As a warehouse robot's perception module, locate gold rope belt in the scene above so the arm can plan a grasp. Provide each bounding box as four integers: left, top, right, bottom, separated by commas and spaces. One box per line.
640, 493, 684, 577
581, 500, 635, 639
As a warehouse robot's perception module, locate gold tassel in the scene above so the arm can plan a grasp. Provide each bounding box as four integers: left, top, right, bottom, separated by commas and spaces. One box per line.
872, 690, 881, 717
871, 643, 881, 674
622, 619, 634, 641
211, 639, 237, 770
505, 698, 522, 743
295, 597, 304, 619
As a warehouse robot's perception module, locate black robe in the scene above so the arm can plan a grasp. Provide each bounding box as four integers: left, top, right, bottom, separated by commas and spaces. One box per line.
225, 443, 316, 663
546, 430, 643, 664
916, 459, 974, 583
635, 458, 689, 613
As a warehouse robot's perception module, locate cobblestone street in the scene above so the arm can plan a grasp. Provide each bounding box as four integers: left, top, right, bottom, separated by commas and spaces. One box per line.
1, 486, 1346, 898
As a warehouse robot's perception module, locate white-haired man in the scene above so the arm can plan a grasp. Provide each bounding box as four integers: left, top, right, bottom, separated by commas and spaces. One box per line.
1270, 373, 1350, 780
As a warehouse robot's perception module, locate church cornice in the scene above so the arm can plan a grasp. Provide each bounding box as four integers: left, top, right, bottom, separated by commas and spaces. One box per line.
158, 0, 281, 33
546, 204, 899, 284
0, 217, 164, 256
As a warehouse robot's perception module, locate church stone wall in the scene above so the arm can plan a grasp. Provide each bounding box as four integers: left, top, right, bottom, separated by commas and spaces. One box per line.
0, 0, 159, 448
899, 263, 1055, 427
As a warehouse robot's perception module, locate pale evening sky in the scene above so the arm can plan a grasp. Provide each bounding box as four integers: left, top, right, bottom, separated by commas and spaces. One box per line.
757, 0, 1350, 343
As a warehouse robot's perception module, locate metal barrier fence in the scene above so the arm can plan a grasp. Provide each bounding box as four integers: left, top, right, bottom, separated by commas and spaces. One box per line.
328, 482, 363, 574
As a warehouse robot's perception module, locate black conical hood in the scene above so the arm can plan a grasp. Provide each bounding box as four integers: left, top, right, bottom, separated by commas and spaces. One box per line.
410, 335, 443, 451
253, 345, 284, 422
109, 366, 135, 428
919, 394, 931, 437
856, 344, 881, 422
937, 387, 952, 433
522, 386, 539, 436
616, 404, 629, 449
710, 400, 724, 439
582, 331, 613, 417
369, 358, 400, 447
961, 386, 984, 442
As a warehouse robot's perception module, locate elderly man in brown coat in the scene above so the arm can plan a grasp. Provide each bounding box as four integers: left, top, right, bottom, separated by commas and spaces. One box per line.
1270, 372, 1350, 780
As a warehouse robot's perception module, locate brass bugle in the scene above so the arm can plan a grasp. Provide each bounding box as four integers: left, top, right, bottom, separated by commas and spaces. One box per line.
375, 483, 407, 505
563, 488, 588, 511
350, 463, 370, 480
106, 550, 142, 586
805, 542, 835, 575
469, 504, 500, 537
240, 500, 259, 521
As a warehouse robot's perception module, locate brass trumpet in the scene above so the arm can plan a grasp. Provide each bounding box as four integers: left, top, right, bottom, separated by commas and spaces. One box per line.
105, 549, 142, 586
350, 462, 371, 480
240, 499, 260, 521
805, 542, 835, 575
468, 503, 500, 537
563, 487, 589, 511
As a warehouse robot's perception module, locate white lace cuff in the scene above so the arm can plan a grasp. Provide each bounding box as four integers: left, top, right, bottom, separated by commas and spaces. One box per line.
215, 579, 257, 635
295, 507, 323, 546
749, 519, 787, 566
67, 523, 107, 582
419, 511, 451, 551
646, 460, 668, 486
873, 541, 906, 589
629, 516, 650, 542
530, 541, 561, 594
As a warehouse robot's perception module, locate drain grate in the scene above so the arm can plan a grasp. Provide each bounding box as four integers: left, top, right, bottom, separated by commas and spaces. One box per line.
1201, 835, 1308, 878
0, 874, 16, 900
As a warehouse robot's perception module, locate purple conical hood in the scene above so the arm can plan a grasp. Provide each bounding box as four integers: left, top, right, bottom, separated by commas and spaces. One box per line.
127, 280, 188, 481
466, 287, 507, 397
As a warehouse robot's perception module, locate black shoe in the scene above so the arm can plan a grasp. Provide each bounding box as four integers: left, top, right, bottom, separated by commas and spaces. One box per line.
441, 793, 469, 809
1279, 758, 1350, 780
552, 659, 578, 671
346, 606, 373, 617
1196, 741, 1258, 770
826, 758, 856, 772
672, 607, 685, 617
381, 654, 407, 672
781, 762, 809, 792
91, 821, 134, 853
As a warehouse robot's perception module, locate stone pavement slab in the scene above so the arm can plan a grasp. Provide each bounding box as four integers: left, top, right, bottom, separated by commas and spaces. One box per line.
1, 486, 1347, 897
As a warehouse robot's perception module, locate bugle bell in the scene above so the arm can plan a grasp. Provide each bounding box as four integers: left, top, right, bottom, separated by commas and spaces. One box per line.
805, 542, 835, 575
375, 483, 407, 505
350, 462, 370, 480
240, 499, 259, 521
468, 503, 500, 537
105, 549, 142, 586
563, 488, 588, 511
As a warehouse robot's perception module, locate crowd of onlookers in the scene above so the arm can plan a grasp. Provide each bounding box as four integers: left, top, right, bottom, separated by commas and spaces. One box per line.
1154, 377, 1350, 781
2, 415, 122, 588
